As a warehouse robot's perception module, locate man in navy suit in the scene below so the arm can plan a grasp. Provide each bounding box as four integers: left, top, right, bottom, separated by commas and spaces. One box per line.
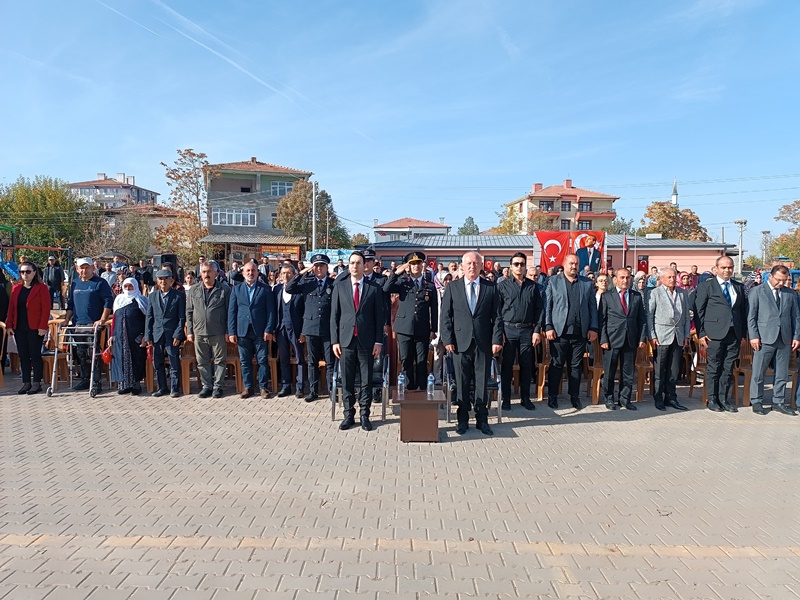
576, 235, 602, 274
599, 268, 647, 410
274, 263, 306, 398
331, 251, 385, 431
228, 261, 276, 399
440, 251, 503, 435
145, 269, 186, 397
695, 256, 747, 413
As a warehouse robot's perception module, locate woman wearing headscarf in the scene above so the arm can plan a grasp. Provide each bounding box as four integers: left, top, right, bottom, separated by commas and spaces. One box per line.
6, 261, 50, 394
109, 278, 148, 395
743, 270, 761, 297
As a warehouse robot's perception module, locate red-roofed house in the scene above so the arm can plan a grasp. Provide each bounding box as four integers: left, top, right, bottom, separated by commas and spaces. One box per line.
504, 179, 619, 233
373, 217, 451, 242
67, 172, 160, 209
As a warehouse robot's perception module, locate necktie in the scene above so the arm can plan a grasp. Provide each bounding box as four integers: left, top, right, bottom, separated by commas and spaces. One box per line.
354, 282, 360, 336
469, 281, 477, 314
415, 279, 421, 291
775, 288, 781, 309
619, 289, 628, 315
722, 281, 732, 306
318, 279, 324, 294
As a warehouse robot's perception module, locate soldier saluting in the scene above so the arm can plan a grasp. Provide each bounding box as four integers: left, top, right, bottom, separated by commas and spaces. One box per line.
383, 252, 438, 390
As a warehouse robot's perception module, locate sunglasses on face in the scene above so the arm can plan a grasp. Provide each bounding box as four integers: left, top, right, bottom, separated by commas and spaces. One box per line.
19, 270, 33, 274
511, 262, 525, 267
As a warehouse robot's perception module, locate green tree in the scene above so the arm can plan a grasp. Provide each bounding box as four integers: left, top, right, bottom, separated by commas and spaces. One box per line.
605, 216, 637, 235
457, 216, 480, 235
116, 212, 154, 260
495, 206, 523, 234
154, 148, 213, 263
276, 183, 350, 249
639, 201, 710, 241
350, 232, 370, 247
770, 232, 800, 263
743, 254, 764, 270
0, 175, 103, 262
524, 210, 557, 233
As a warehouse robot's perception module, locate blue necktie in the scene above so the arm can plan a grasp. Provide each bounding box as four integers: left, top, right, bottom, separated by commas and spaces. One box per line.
469, 281, 477, 314
722, 281, 732, 306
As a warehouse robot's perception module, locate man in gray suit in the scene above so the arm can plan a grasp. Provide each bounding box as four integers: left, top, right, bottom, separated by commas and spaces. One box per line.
648, 268, 691, 411
747, 264, 800, 415
544, 254, 598, 409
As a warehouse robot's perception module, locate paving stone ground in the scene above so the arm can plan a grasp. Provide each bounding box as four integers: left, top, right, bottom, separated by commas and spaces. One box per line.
2, 373, 800, 600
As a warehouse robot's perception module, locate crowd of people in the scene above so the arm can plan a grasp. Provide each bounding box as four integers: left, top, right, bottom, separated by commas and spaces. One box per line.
2, 248, 795, 434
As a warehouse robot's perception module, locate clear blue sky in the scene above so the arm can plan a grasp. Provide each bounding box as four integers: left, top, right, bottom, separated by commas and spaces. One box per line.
1, 0, 798, 256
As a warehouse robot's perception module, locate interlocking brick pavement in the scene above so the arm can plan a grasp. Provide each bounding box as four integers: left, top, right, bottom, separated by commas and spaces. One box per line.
2, 376, 800, 599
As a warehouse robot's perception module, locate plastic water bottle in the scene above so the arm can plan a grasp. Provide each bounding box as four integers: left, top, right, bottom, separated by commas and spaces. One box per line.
427, 372, 435, 398
397, 372, 406, 399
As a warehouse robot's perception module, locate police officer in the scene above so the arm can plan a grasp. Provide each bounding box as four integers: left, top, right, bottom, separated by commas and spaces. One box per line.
285, 253, 334, 401
383, 251, 438, 390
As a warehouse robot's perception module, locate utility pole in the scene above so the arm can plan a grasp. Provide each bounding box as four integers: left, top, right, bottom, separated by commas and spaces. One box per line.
761, 230, 771, 267
311, 181, 319, 251
734, 219, 747, 278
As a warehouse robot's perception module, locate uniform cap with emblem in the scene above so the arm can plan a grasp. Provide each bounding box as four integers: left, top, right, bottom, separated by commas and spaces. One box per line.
362, 248, 377, 261
311, 253, 330, 266
403, 251, 426, 264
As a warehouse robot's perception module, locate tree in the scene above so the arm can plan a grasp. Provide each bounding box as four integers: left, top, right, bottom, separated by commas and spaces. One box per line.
524, 210, 557, 233
770, 232, 800, 262
495, 206, 523, 234
744, 254, 764, 270
605, 216, 637, 235
0, 175, 103, 263
350, 232, 370, 247
154, 148, 213, 264
116, 212, 154, 260
775, 199, 800, 228
639, 201, 710, 241
457, 216, 480, 235
275, 183, 350, 249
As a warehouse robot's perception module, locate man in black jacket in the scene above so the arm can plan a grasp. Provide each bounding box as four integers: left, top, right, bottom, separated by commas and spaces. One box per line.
599, 268, 647, 410
383, 251, 438, 391
43, 256, 65, 308
145, 269, 186, 398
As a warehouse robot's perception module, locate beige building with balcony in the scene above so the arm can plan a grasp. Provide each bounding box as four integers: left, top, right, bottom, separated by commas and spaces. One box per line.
505, 179, 619, 233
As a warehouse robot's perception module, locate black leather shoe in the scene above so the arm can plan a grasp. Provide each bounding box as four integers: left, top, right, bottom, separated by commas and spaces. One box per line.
501, 400, 511, 411
654, 401, 666, 411
520, 400, 536, 411
456, 422, 468, 435
170, 389, 180, 398
277, 387, 291, 398
198, 388, 212, 398
304, 392, 318, 403
295, 390, 304, 399
605, 401, 618, 410
721, 401, 738, 413
707, 401, 724, 412
27, 384, 42, 395
478, 422, 494, 436
130, 385, 141, 396
666, 400, 688, 411
622, 402, 637, 411
18, 383, 32, 395
360, 417, 373, 431
571, 397, 583, 410
547, 398, 558, 409
212, 388, 224, 398
117, 387, 132, 395
752, 403, 767, 415
72, 380, 90, 391
153, 388, 168, 397
339, 416, 355, 430
774, 404, 797, 416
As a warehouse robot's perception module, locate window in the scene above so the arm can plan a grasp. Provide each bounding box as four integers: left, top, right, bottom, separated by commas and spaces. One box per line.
577, 220, 592, 230
561, 201, 571, 212
211, 207, 257, 227
271, 212, 278, 228
241, 187, 251, 193
539, 201, 553, 212
561, 220, 571, 230
578, 201, 592, 212
271, 181, 294, 196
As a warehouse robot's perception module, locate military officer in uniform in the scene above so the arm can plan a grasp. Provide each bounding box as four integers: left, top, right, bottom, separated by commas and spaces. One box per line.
383, 251, 438, 390
285, 253, 335, 401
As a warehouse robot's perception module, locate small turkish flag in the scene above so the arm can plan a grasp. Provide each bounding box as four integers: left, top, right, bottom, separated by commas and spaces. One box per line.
623, 234, 628, 251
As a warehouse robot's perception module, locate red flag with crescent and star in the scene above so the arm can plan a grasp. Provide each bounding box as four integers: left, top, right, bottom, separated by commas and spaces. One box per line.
536, 232, 571, 272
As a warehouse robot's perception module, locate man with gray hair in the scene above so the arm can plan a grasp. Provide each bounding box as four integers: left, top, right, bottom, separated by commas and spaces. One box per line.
441, 251, 503, 435
647, 267, 691, 411
186, 260, 232, 398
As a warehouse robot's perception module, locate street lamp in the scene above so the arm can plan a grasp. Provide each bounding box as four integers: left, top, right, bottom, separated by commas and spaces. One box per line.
734, 219, 747, 278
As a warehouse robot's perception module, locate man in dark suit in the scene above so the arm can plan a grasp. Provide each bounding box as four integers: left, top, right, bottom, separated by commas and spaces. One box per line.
286, 254, 335, 402
383, 251, 438, 390
544, 254, 598, 410
145, 269, 186, 397
441, 251, 503, 435
599, 268, 647, 410
336, 248, 391, 337
331, 250, 385, 431
576, 235, 602, 274
695, 256, 747, 412
228, 261, 276, 399
747, 264, 800, 415
273, 263, 306, 398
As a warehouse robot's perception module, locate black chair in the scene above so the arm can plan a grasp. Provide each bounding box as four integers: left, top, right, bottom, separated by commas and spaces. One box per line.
330, 354, 390, 422
443, 352, 502, 423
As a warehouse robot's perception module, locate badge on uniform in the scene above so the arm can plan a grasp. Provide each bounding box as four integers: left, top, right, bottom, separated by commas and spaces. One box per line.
424, 293, 429, 302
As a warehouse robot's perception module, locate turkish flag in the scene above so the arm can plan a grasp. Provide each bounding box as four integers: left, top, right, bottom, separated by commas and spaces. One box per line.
426, 258, 437, 270
536, 232, 571, 272
484, 259, 494, 272
623, 234, 628, 251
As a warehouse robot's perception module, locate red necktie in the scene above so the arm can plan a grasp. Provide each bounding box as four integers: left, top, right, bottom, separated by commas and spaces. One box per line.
354, 282, 360, 336
620, 289, 628, 315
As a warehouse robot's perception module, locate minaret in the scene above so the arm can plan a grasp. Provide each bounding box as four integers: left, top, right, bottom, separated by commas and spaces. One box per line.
670, 177, 678, 207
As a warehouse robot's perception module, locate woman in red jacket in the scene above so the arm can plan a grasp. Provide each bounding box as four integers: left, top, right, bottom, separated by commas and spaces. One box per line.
7, 261, 51, 394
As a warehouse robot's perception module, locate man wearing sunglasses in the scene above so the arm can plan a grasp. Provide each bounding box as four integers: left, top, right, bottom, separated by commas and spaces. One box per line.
498, 252, 543, 411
